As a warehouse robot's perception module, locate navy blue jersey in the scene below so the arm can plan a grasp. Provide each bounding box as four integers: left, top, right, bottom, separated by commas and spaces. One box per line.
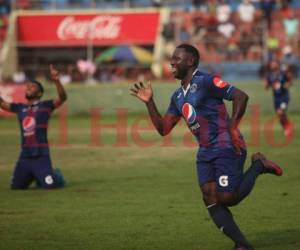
266, 71, 290, 98
167, 70, 245, 150
10, 100, 55, 158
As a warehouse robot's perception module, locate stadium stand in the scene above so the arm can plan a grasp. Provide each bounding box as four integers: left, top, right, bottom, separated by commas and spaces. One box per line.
0, 0, 299, 82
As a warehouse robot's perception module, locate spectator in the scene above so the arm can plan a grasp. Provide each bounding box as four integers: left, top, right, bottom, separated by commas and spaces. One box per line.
216, 0, 232, 23
226, 35, 240, 61
15, 0, 31, 10
206, 0, 217, 15
192, 0, 206, 10
0, 0, 10, 15
238, 30, 253, 60
162, 22, 175, 42
203, 14, 219, 50
152, 0, 162, 8
217, 20, 235, 39
179, 25, 191, 43
266, 30, 280, 62
260, 0, 276, 30
237, 0, 256, 33
237, 0, 256, 23
13, 69, 26, 84
281, 45, 298, 77
282, 10, 298, 51
191, 16, 207, 44
162, 22, 176, 56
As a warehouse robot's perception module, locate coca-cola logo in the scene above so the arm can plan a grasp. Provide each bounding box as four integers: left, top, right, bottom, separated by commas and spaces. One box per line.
57, 16, 123, 40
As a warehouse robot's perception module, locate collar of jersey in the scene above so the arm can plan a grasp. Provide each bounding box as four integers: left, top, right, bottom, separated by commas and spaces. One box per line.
28, 100, 40, 107
181, 69, 198, 96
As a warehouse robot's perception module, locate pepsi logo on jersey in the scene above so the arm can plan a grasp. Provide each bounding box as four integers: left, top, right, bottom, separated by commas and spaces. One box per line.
182, 103, 197, 124
22, 116, 36, 136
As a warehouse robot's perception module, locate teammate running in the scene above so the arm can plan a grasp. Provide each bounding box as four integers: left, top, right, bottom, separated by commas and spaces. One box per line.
265, 59, 293, 137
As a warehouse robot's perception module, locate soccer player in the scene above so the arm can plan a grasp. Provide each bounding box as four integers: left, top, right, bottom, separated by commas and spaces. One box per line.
265, 59, 293, 137
130, 44, 283, 250
0, 65, 67, 189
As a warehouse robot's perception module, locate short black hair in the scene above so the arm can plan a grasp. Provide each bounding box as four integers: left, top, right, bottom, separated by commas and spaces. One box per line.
176, 44, 200, 67
29, 79, 44, 93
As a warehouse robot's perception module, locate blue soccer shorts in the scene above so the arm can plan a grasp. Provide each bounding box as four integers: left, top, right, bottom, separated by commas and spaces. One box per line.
11, 155, 56, 189
196, 148, 247, 193
274, 95, 289, 111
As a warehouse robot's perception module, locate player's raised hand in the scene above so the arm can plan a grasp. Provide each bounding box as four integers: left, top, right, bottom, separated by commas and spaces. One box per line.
130, 81, 153, 103
50, 64, 60, 82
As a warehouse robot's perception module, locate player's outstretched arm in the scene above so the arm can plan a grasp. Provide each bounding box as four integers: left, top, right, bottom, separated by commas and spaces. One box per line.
130, 81, 180, 136
229, 88, 249, 154
0, 95, 11, 112
50, 64, 67, 108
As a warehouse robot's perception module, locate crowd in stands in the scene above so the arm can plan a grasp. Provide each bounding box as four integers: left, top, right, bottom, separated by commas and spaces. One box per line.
0, 0, 10, 47
161, 0, 299, 78
0, 0, 299, 82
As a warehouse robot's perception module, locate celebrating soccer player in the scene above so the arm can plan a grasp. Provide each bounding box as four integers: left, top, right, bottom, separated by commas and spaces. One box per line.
0, 65, 67, 189
130, 44, 283, 250
265, 59, 293, 137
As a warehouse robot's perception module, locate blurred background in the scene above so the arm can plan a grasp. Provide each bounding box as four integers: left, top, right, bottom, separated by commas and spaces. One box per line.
0, 0, 299, 85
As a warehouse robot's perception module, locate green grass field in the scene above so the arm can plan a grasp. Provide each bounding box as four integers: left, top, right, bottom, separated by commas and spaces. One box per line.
0, 81, 300, 250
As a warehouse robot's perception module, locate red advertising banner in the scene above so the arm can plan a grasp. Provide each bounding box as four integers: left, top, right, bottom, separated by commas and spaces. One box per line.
17, 12, 160, 47
0, 85, 26, 117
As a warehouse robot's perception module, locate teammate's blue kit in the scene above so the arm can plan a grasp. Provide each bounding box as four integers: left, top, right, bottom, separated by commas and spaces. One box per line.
167, 70, 246, 192
10, 100, 61, 189
266, 71, 290, 111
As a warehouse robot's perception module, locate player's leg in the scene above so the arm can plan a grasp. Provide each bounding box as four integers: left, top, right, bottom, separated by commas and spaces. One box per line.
277, 98, 293, 137
31, 156, 65, 189
209, 149, 253, 249
197, 155, 252, 250
274, 98, 292, 135
214, 146, 283, 206
11, 158, 35, 189
234, 151, 283, 205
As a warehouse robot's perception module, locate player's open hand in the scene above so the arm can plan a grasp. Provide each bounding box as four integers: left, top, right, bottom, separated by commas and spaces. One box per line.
50, 64, 60, 82
130, 81, 153, 103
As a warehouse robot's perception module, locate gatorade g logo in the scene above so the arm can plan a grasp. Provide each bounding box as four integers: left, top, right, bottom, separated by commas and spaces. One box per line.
213, 77, 228, 88
182, 103, 196, 124
219, 175, 229, 187
22, 116, 36, 136
45, 175, 54, 185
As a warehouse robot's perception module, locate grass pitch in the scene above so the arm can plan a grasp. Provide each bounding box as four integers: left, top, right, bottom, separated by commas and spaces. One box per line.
0, 81, 300, 250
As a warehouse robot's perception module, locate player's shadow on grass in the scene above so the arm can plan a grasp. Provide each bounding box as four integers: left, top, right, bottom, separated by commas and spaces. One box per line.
252, 228, 300, 249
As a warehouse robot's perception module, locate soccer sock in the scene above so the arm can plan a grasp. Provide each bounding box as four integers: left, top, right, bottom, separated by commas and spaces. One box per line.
207, 203, 252, 248
235, 160, 264, 204
279, 113, 288, 128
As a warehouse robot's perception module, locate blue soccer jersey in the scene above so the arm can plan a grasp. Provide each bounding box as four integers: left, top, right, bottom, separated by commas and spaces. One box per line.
266, 71, 290, 98
10, 100, 55, 158
167, 70, 245, 150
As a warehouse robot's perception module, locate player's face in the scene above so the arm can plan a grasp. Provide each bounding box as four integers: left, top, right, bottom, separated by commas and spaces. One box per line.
170, 48, 193, 80
25, 83, 42, 100
270, 61, 279, 71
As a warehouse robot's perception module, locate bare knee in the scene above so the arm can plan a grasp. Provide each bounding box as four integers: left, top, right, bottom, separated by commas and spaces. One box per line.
201, 183, 239, 207
217, 192, 238, 206
201, 182, 218, 206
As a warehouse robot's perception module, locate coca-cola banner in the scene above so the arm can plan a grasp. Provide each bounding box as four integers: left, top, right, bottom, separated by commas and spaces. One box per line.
17, 12, 160, 46
0, 84, 26, 117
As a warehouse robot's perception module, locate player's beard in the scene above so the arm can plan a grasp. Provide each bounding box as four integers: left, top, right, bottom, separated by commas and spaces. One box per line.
174, 67, 188, 80
25, 92, 38, 100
